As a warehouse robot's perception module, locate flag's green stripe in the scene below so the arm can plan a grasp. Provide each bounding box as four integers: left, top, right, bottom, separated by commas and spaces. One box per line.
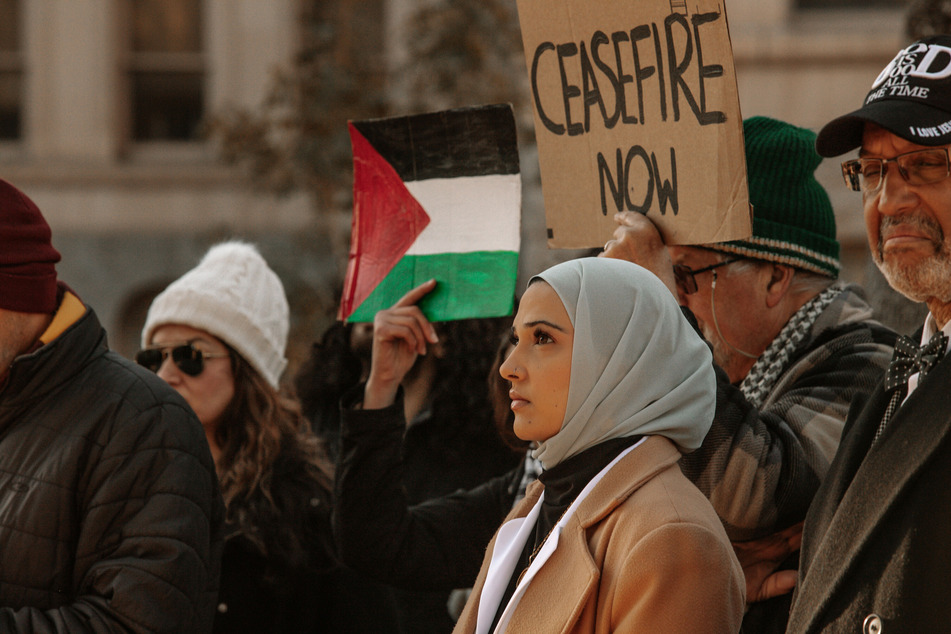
349, 251, 518, 322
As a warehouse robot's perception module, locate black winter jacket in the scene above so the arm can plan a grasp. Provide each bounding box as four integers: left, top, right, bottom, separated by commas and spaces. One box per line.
788, 335, 951, 633
0, 298, 225, 632
334, 392, 520, 592
214, 449, 400, 634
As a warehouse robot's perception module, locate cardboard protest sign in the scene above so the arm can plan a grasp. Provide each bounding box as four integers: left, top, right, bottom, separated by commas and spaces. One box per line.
516, 0, 751, 248
339, 104, 521, 323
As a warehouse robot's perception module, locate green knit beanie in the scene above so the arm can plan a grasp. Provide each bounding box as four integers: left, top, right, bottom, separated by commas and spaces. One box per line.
712, 116, 840, 278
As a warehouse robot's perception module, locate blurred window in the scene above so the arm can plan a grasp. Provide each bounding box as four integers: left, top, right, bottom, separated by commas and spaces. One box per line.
128, 0, 204, 141
0, 0, 22, 140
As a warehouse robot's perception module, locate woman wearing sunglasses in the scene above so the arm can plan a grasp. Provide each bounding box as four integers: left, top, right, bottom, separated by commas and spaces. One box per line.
137, 241, 395, 633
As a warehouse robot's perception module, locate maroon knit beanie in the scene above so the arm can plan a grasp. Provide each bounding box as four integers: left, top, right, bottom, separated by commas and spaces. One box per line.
0, 179, 61, 313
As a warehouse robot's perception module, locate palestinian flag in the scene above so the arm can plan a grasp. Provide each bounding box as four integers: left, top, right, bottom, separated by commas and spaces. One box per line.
339, 104, 521, 323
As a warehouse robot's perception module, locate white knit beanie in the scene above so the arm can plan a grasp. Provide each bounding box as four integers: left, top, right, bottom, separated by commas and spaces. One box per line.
141, 241, 289, 387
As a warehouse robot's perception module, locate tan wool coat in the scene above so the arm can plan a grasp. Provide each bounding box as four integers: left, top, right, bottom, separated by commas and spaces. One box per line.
453, 436, 745, 634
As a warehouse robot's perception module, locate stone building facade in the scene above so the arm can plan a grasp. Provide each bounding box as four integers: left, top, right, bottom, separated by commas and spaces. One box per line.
0, 0, 914, 376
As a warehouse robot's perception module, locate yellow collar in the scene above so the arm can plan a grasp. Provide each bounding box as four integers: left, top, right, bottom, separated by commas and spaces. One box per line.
39, 291, 85, 345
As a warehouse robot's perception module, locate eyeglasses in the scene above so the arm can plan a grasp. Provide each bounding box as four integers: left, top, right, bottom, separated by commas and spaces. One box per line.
134, 342, 230, 377
672, 257, 744, 295
841, 147, 951, 193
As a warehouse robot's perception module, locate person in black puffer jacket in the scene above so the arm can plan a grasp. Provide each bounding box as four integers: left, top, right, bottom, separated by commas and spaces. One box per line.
0, 178, 224, 633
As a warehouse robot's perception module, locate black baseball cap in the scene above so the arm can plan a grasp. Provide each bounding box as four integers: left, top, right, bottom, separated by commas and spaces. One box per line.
816, 35, 951, 157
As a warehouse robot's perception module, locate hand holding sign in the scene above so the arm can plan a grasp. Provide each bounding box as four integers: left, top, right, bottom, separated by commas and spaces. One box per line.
600, 212, 677, 297
363, 279, 440, 410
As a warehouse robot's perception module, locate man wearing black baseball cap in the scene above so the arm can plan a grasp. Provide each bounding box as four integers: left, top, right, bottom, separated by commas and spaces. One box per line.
786, 35, 951, 633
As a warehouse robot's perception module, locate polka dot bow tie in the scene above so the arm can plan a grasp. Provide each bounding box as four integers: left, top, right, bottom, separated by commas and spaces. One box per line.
883, 333, 949, 392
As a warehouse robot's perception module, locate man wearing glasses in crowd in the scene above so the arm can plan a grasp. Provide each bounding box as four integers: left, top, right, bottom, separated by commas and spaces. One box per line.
602, 115, 896, 632
782, 35, 951, 633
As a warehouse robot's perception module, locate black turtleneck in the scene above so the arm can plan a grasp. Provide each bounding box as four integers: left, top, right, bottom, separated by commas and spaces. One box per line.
489, 435, 641, 631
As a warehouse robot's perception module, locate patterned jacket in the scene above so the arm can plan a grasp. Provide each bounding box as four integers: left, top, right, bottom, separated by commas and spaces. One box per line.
679, 284, 896, 541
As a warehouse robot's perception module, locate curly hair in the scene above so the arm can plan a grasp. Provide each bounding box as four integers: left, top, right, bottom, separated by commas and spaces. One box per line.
294, 322, 364, 459
419, 315, 522, 462
215, 349, 334, 567
296, 314, 523, 463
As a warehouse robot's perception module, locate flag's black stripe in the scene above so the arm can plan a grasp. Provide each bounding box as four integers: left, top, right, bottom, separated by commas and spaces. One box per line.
351, 104, 519, 182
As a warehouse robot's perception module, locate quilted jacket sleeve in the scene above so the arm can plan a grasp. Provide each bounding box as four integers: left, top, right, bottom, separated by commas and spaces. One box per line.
0, 398, 225, 633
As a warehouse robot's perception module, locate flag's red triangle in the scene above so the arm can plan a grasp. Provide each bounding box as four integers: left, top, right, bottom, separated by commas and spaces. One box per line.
338, 123, 431, 321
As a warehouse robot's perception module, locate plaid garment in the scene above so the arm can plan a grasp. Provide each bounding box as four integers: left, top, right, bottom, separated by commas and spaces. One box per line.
679, 285, 896, 541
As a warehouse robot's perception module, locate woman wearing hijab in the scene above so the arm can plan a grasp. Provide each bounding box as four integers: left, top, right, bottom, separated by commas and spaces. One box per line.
341, 256, 744, 633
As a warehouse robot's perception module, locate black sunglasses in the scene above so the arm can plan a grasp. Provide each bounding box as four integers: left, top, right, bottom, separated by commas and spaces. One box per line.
134, 342, 230, 377
672, 257, 744, 295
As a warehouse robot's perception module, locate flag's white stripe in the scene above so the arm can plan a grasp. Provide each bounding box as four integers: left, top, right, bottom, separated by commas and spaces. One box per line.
404, 174, 521, 255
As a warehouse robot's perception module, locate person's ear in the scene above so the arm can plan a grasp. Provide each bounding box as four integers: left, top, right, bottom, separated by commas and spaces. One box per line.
764, 264, 795, 308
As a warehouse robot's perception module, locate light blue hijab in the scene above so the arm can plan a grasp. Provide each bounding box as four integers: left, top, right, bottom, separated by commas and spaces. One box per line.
531, 257, 715, 469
